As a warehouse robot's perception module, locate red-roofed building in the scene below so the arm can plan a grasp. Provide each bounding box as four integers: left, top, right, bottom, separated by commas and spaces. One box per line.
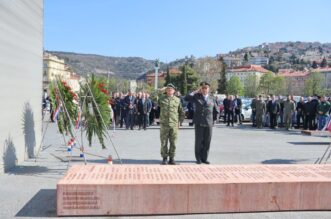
226, 65, 270, 84
312, 67, 331, 91
278, 69, 310, 95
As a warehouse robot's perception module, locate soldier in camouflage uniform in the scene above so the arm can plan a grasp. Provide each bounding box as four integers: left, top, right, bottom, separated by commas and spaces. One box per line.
157, 83, 184, 165
283, 95, 296, 130
255, 95, 266, 128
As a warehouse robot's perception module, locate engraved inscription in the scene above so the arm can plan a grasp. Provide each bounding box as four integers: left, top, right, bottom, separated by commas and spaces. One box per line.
62, 191, 100, 210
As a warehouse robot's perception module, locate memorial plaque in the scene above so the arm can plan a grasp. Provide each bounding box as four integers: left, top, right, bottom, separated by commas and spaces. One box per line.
57, 164, 331, 216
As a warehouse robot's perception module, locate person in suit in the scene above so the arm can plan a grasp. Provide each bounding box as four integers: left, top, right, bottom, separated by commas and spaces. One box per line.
226, 95, 235, 127
234, 95, 242, 125
185, 82, 216, 164
137, 93, 152, 130
124, 90, 136, 130
267, 95, 280, 129
223, 95, 229, 124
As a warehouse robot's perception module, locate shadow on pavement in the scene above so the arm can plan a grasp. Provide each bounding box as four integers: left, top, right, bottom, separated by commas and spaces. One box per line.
16, 189, 56, 217
261, 158, 309, 164
288, 142, 330, 145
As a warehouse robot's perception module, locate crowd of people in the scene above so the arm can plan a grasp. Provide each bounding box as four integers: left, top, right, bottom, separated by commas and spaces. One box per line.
108, 91, 331, 132
246, 94, 331, 131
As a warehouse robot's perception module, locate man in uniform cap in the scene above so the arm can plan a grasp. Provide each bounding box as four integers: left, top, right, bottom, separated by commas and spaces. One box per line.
157, 83, 185, 165
185, 82, 216, 164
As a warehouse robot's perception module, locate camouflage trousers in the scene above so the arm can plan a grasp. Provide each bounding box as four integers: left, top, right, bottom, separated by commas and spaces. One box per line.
284, 112, 292, 129
256, 111, 264, 128
160, 124, 178, 159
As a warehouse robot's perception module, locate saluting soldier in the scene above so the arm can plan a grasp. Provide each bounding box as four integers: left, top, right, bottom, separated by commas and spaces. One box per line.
157, 83, 185, 165
185, 82, 216, 164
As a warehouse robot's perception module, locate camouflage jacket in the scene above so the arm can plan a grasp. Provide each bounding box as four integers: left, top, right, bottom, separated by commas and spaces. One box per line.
157, 94, 185, 127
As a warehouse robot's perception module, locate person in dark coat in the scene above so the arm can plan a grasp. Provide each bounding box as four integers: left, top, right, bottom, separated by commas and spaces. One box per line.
234, 95, 242, 125
226, 95, 235, 127
223, 95, 229, 124
267, 95, 280, 129
296, 97, 305, 129
304, 96, 316, 130
124, 90, 136, 130
185, 82, 216, 164
137, 93, 152, 130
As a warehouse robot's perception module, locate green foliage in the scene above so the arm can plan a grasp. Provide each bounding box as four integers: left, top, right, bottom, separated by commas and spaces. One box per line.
312, 61, 318, 69
227, 76, 244, 95
244, 75, 258, 97
258, 72, 274, 95
80, 74, 111, 149
272, 76, 286, 95
321, 58, 328, 68
174, 65, 200, 94
258, 72, 285, 95
49, 80, 78, 137
304, 72, 325, 96
164, 66, 171, 86
217, 57, 227, 94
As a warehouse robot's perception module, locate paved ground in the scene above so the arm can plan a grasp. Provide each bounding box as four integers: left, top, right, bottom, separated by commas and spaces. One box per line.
1, 120, 331, 219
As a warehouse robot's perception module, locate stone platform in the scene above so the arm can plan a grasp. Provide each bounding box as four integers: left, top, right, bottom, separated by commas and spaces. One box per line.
57, 164, 331, 216
301, 130, 331, 137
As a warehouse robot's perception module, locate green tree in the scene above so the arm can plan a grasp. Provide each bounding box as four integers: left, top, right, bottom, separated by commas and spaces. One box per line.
217, 56, 227, 94
227, 76, 244, 95
259, 72, 274, 95
172, 65, 199, 95
244, 75, 258, 97
312, 61, 318, 69
304, 72, 325, 96
271, 76, 286, 95
321, 58, 328, 68
244, 53, 249, 61
164, 66, 171, 86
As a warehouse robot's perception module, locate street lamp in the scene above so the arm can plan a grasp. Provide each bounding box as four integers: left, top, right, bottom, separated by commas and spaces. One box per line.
154, 59, 160, 90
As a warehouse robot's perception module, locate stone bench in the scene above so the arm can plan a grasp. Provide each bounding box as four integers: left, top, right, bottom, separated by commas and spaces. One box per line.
57, 164, 331, 216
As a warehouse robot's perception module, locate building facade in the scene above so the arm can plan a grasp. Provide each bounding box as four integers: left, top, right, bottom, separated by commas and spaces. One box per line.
248, 56, 269, 66
278, 69, 310, 95
226, 65, 270, 85
0, 0, 43, 173
312, 67, 331, 92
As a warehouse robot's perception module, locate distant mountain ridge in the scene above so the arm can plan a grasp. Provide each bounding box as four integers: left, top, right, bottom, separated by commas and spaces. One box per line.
47, 51, 159, 79
47, 41, 331, 79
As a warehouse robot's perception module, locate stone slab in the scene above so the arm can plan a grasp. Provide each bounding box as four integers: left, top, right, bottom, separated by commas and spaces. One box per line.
57, 164, 331, 216
301, 130, 331, 137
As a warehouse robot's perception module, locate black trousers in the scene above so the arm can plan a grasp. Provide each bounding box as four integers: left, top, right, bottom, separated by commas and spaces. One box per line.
296, 113, 304, 128
235, 109, 242, 124
270, 113, 277, 128
227, 111, 234, 125
138, 113, 148, 129
195, 125, 213, 162
126, 110, 135, 129
304, 114, 315, 130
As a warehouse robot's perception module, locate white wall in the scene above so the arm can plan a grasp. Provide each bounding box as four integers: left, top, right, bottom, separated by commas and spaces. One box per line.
0, 0, 43, 173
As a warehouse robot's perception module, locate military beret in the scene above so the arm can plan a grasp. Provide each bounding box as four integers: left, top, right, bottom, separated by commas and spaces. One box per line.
200, 82, 210, 87
166, 83, 176, 89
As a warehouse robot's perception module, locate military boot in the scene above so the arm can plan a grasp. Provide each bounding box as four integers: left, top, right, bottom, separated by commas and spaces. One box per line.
168, 158, 176, 165
161, 158, 167, 165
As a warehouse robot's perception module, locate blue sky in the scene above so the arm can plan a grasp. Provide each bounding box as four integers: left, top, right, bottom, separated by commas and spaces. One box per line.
44, 0, 331, 62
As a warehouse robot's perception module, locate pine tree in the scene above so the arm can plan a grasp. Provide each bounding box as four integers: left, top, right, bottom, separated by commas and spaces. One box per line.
321, 58, 327, 68
164, 66, 171, 86
312, 61, 318, 69
217, 56, 227, 94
